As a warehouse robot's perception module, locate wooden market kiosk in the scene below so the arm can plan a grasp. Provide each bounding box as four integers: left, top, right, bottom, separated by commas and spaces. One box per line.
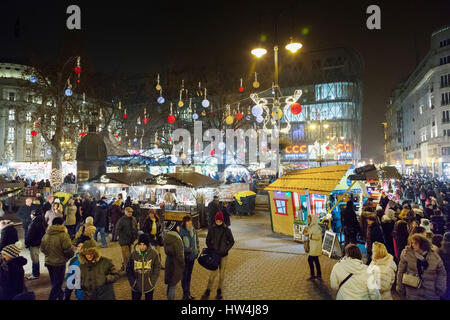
264, 164, 355, 237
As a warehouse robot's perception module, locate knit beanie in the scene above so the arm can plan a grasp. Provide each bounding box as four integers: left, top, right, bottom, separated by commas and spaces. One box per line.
215, 211, 224, 222
1, 241, 22, 259
138, 233, 151, 247
443, 232, 450, 243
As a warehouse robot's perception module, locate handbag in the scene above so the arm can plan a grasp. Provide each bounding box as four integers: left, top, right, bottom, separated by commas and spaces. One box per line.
197, 247, 221, 271
402, 273, 422, 288
304, 238, 310, 253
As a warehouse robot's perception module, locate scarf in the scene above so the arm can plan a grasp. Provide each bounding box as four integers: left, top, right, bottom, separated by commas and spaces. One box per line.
414, 251, 429, 278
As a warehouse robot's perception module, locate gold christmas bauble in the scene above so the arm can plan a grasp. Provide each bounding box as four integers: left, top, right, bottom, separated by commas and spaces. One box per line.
225, 115, 234, 124
178, 100, 184, 107
156, 84, 162, 91
253, 81, 260, 88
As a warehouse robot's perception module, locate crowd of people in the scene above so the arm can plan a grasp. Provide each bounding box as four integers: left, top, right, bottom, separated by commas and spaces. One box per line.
328, 175, 450, 300
0, 191, 234, 300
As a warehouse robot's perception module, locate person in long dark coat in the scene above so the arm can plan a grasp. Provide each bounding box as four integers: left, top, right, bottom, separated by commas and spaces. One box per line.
366, 215, 385, 265
163, 227, 185, 300
381, 209, 396, 257
341, 200, 361, 246
392, 220, 409, 262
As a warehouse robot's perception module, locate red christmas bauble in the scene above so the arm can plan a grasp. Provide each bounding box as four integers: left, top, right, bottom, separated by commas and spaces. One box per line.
31, 130, 37, 136
115, 135, 119, 139
76, 79, 80, 83
238, 87, 244, 93
143, 118, 148, 124
235, 112, 243, 120
74, 67, 81, 74
210, 149, 215, 156
290, 103, 302, 115
168, 115, 176, 123
263, 147, 267, 153
36, 122, 40, 125
326, 146, 330, 150
210, 110, 213, 114
168, 137, 172, 142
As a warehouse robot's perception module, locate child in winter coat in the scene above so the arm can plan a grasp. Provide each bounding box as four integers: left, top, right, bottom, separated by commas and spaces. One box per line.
126, 233, 161, 300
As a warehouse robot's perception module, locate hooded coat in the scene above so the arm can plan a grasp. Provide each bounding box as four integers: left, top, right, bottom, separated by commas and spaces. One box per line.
163, 231, 185, 286
78, 240, 119, 300
304, 215, 322, 257
341, 202, 361, 236
0, 225, 19, 252
438, 242, 450, 300
330, 256, 381, 300
94, 202, 108, 229
110, 202, 123, 225
0, 256, 27, 300
368, 254, 397, 300
397, 246, 447, 300
40, 224, 74, 266
126, 244, 161, 294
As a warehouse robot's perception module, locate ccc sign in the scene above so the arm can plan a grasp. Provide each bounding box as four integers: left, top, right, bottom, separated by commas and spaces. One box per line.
285, 145, 307, 154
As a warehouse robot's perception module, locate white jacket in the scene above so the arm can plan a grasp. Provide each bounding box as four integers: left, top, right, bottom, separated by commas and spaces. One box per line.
368, 254, 397, 300
330, 257, 381, 300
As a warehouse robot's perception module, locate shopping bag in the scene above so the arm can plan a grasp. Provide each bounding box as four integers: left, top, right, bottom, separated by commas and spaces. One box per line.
197, 247, 221, 271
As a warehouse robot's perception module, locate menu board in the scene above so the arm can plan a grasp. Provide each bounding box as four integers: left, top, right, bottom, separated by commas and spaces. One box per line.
322, 230, 337, 257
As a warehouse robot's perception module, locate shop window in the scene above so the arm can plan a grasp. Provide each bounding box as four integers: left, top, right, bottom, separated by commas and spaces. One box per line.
273, 199, 288, 215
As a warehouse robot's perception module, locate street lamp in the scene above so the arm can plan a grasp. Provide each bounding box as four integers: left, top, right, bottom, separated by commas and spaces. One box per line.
285, 37, 303, 54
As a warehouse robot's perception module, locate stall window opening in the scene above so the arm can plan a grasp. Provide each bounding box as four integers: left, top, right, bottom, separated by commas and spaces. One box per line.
274, 199, 288, 215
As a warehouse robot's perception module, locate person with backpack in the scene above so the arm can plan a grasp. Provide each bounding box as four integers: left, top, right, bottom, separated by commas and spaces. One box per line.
74, 216, 96, 240
126, 233, 161, 300
201, 211, 235, 300
330, 244, 381, 300
25, 211, 46, 280
180, 215, 200, 300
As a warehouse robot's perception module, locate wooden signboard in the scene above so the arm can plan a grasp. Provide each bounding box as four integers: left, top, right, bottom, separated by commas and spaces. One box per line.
164, 211, 189, 222
78, 170, 90, 182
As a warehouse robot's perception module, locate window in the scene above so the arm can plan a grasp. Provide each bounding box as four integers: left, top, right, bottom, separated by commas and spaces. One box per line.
273, 199, 288, 215
7, 127, 15, 142
440, 39, 450, 48
26, 129, 32, 143
443, 147, 450, 155
25, 148, 31, 158
26, 112, 32, 121
440, 56, 450, 65
441, 74, 450, 88
8, 92, 15, 101
443, 110, 450, 123
443, 92, 450, 106
8, 109, 15, 120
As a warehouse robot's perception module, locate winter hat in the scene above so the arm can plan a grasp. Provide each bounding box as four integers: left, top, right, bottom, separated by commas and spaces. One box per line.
443, 232, 450, 243
386, 209, 396, 220
420, 218, 431, 233
138, 233, 151, 247
1, 241, 22, 259
215, 211, 224, 222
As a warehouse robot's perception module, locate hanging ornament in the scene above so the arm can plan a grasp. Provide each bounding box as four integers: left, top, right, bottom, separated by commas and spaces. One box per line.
125, 129, 128, 137
118, 101, 122, 110
218, 142, 226, 151
143, 108, 148, 124
31, 130, 37, 136
180, 153, 186, 160
272, 108, 283, 120
235, 112, 243, 120
155, 73, 162, 91
246, 115, 251, 121
253, 72, 260, 88
238, 78, 244, 92
201, 110, 207, 116
123, 108, 127, 118
65, 79, 72, 96
82, 93, 86, 104
29, 75, 37, 83
192, 113, 199, 120
210, 149, 215, 156
36, 122, 40, 126
137, 116, 141, 125
256, 115, 264, 123
178, 89, 184, 107
271, 82, 275, 95
290, 103, 302, 115
157, 89, 165, 104
168, 103, 176, 123
74, 66, 81, 74
202, 88, 210, 107
226, 115, 234, 124
188, 98, 192, 113
252, 105, 263, 117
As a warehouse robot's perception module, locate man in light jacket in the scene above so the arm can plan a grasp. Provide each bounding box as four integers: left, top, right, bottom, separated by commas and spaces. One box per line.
330, 244, 381, 300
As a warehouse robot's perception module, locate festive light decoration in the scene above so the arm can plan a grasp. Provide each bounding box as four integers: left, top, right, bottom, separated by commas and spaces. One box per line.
201, 110, 206, 116
144, 118, 148, 124
238, 78, 244, 92
256, 115, 264, 123
235, 112, 243, 120
226, 115, 234, 124
192, 113, 199, 120
74, 66, 81, 74
123, 108, 127, 118
252, 105, 263, 117
156, 73, 162, 91
65, 88, 72, 96
157, 89, 165, 104
251, 47, 267, 58
29, 76, 37, 83
36, 122, 40, 126
118, 101, 122, 110
246, 115, 251, 121
31, 130, 37, 136
178, 88, 184, 107
272, 108, 283, 120
168, 115, 175, 123
218, 142, 226, 151
253, 72, 260, 88
210, 149, 215, 156
290, 103, 302, 115
202, 88, 209, 107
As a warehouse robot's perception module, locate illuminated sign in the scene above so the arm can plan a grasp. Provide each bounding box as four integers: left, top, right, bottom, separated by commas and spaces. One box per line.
336, 144, 352, 153
285, 145, 308, 154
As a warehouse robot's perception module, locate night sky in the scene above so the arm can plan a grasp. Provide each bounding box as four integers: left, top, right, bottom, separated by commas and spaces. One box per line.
1, 0, 449, 161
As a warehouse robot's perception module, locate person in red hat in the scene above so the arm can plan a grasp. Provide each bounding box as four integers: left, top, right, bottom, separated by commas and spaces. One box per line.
201, 211, 234, 300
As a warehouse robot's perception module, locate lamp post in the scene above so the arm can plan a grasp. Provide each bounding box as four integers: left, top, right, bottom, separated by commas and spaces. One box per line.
251, 38, 303, 177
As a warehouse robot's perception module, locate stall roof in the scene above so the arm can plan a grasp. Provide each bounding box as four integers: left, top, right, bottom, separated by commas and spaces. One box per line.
89, 172, 154, 186
365, 166, 402, 181
165, 172, 220, 188
264, 164, 352, 195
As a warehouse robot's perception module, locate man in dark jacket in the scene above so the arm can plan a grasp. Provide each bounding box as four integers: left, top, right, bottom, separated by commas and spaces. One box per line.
126, 233, 161, 300
0, 243, 27, 300
25, 211, 46, 280
78, 239, 119, 300
94, 200, 108, 248
438, 232, 450, 300
207, 196, 220, 227
341, 200, 360, 246
116, 207, 138, 271
202, 211, 234, 300
163, 226, 185, 300
40, 217, 74, 300
16, 198, 33, 238
42, 195, 54, 215
81, 194, 93, 220
431, 211, 446, 235
110, 200, 123, 242
0, 221, 19, 254
365, 215, 385, 265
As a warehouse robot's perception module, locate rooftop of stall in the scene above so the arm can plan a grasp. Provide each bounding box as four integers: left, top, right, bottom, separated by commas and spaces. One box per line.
264, 164, 353, 237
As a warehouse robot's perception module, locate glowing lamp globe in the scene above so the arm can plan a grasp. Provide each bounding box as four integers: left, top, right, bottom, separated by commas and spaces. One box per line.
272, 109, 283, 120
157, 96, 165, 104
168, 115, 176, 123
31, 130, 37, 136
192, 113, 199, 120
253, 81, 260, 88
256, 115, 264, 123
251, 47, 267, 58
225, 116, 234, 125
202, 99, 210, 108
178, 100, 184, 107
238, 87, 244, 93
290, 103, 302, 115
285, 41, 303, 53
218, 142, 226, 151
29, 76, 37, 83
252, 105, 263, 117
65, 89, 73, 96
235, 112, 243, 120
74, 67, 82, 74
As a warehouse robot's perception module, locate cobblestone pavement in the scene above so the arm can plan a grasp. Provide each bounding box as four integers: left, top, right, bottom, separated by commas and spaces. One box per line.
16, 213, 344, 300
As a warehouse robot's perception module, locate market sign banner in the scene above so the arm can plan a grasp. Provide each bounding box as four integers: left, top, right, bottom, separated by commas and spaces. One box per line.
78, 170, 89, 182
